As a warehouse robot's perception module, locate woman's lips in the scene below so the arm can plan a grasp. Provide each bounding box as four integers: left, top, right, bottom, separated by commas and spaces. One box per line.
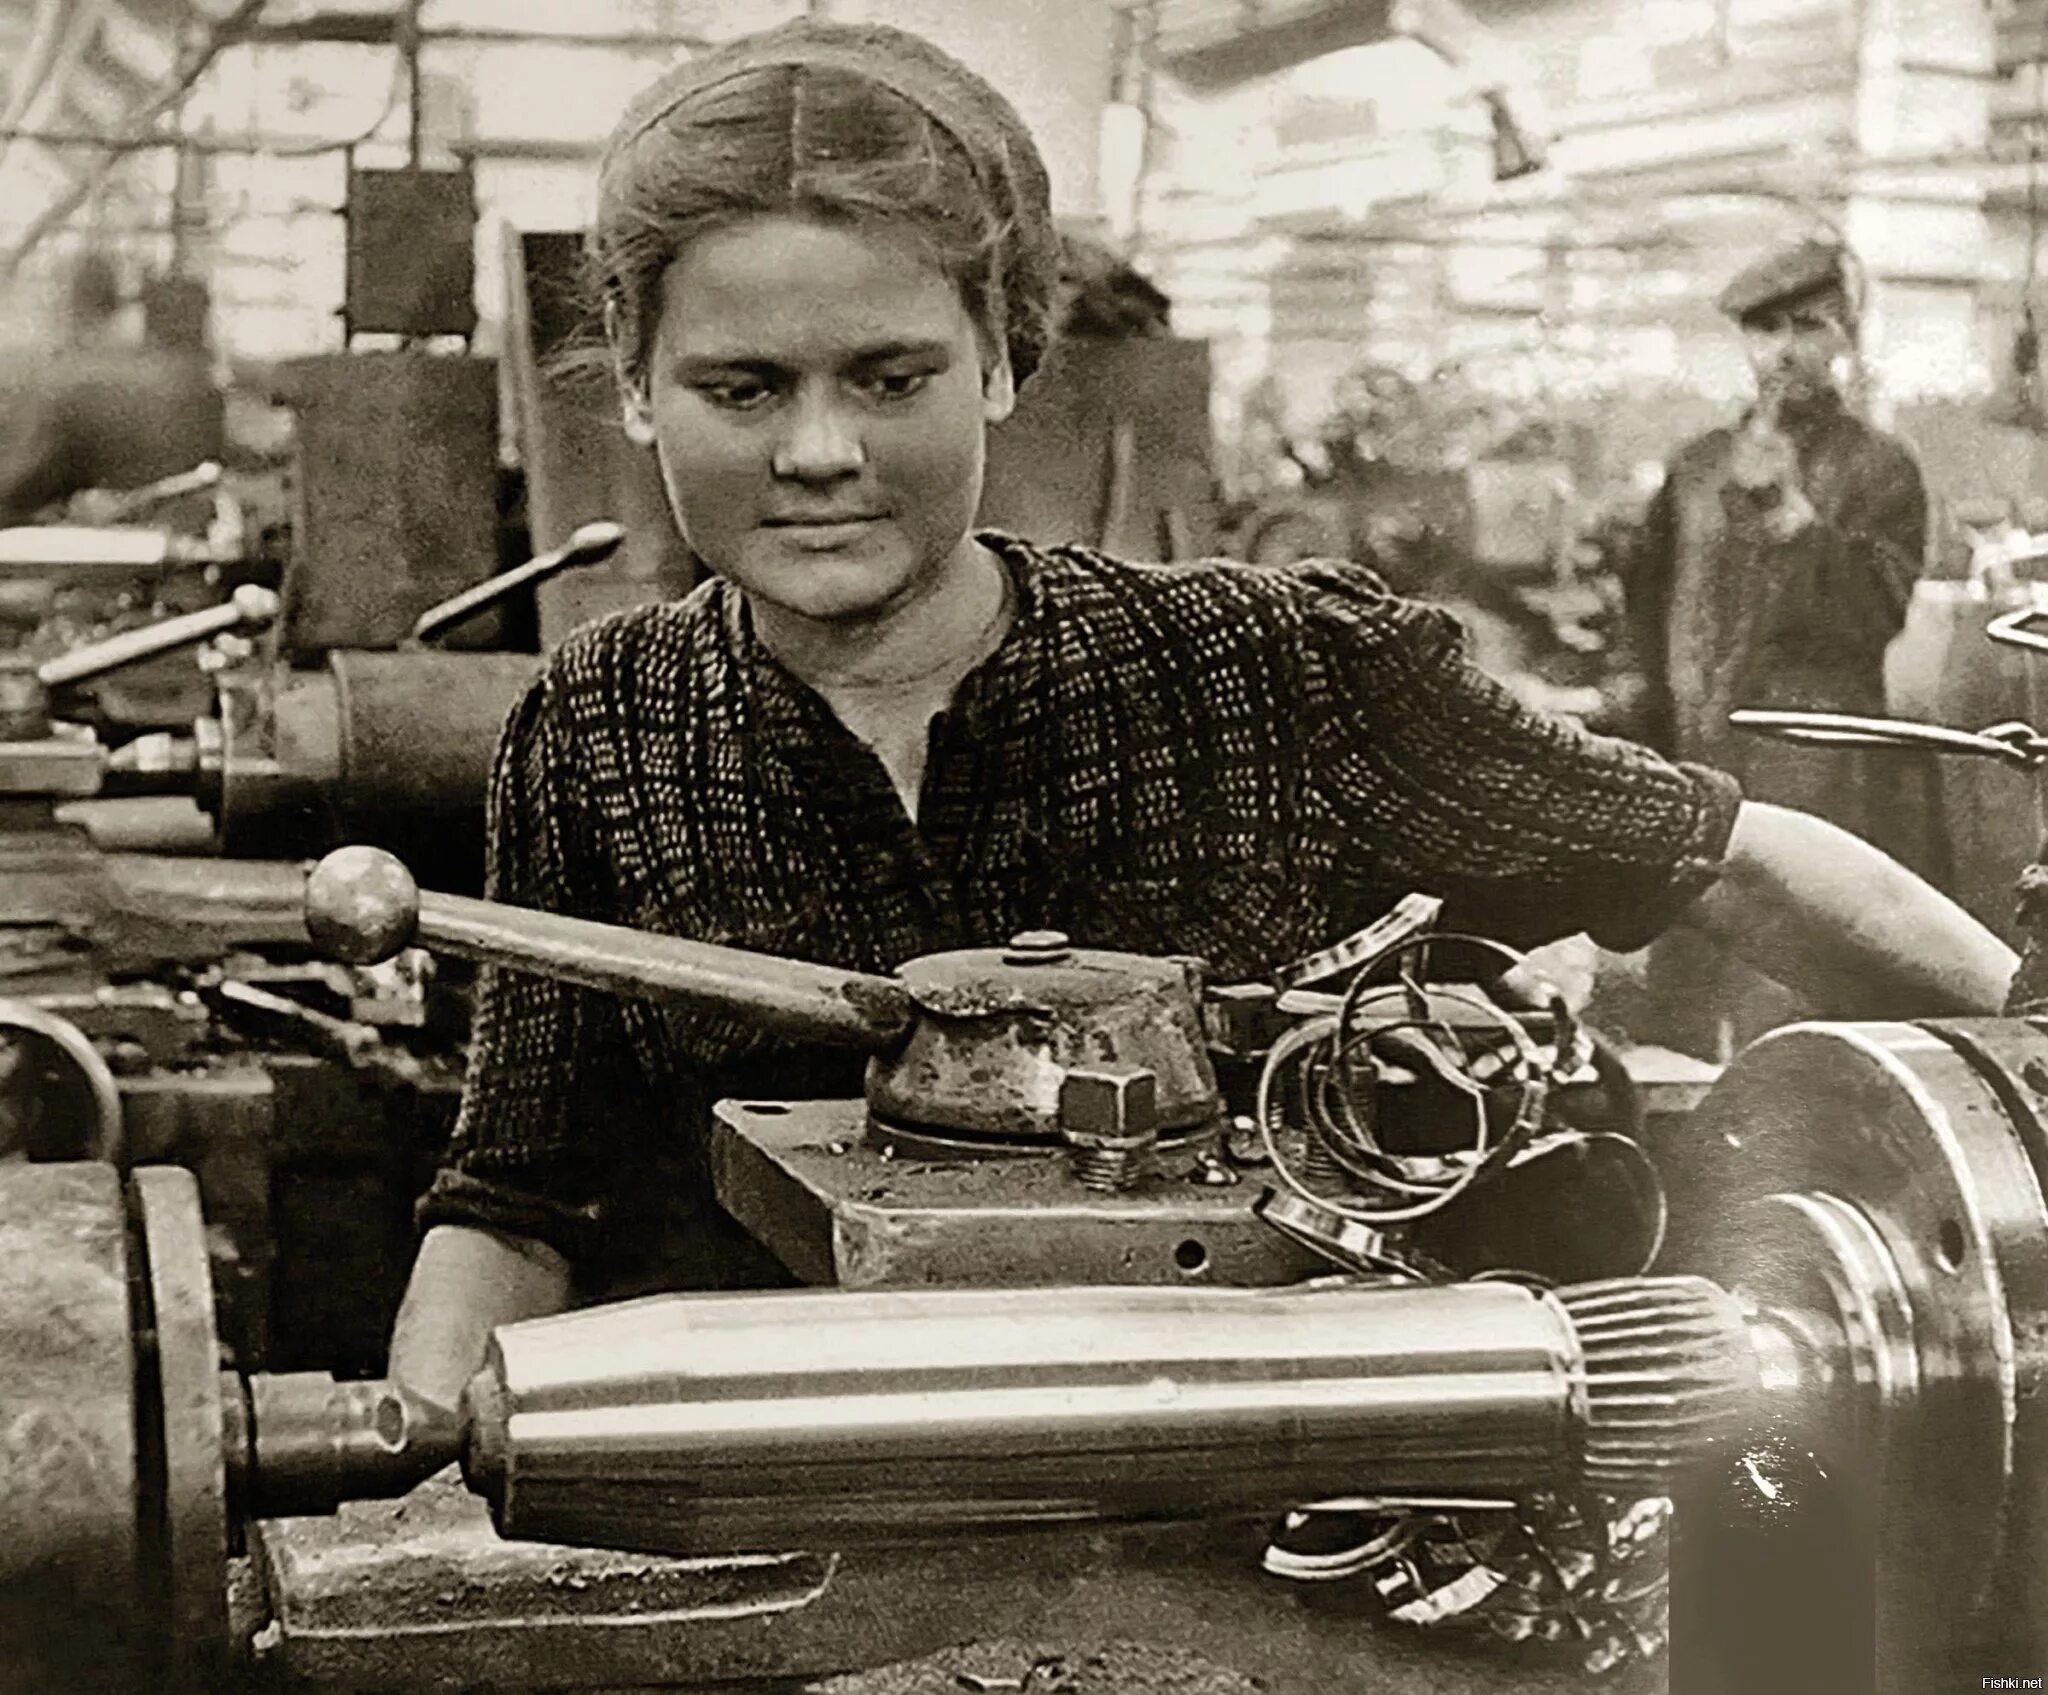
763, 516, 885, 548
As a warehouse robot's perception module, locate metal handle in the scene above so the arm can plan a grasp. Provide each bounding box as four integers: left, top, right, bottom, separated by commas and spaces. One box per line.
36, 585, 279, 692
1729, 707, 2048, 769
0, 526, 215, 574
409, 521, 626, 645
95, 460, 223, 524
303, 846, 914, 1049
1987, 605, 2048, 656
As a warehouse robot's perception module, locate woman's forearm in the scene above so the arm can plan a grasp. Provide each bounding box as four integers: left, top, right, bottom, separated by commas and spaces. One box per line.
1677, 801, 2015, 1020
388, 1223, 573, 1413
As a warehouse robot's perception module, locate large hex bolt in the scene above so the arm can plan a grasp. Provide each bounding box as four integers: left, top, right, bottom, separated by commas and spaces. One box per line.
1059, 1064, 1160, 1192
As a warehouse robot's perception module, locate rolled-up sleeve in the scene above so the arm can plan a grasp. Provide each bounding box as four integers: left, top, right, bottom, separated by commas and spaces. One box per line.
1293, 561, 1741, 953
415, 676, 649, 1266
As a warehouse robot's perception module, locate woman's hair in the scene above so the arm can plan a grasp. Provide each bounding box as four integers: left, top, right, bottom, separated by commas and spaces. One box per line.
591, 21, 1059, 393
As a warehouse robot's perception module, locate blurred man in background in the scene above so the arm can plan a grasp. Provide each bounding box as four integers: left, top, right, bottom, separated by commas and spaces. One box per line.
1625, 237, 1934, 1052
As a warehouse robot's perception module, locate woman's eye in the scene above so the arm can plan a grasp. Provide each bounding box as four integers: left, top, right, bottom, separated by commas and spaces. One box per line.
697, 380, 774, 410
863, 369, 930, 402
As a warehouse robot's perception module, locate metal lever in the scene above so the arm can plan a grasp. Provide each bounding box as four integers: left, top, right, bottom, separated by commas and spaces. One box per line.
93, 459, 223, 524
35, 584, 279, 691
1729, 707, 2048, 769
303, 845, 914, 1048
1987, 605, 2048, 656
0, 526, 220, 574
408, 520, 626, 646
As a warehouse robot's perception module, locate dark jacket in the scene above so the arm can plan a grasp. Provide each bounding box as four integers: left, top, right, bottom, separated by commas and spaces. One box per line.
422, 536, 1740, 1291
1625, 393, 1926, 851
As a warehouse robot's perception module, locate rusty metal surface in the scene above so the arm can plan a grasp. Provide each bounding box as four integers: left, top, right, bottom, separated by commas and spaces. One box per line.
872, 943, 1219, 1141
135, 1165, 232, 1689
1904, 1018, 2048, 1675
254, 1472, 1621, 1695
211, 665, 340, 858
711, 1099, 1322, 1289
119, 1063, 279, 1366
0, 1161, 145, 1689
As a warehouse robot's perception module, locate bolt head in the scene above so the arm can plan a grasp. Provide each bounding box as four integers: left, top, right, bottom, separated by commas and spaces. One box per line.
304, 846, 420, 964
1058, 1064, 1160, 1150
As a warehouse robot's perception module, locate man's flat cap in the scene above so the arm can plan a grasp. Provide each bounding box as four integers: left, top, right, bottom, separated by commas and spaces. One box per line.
1716, 239, 1848, 322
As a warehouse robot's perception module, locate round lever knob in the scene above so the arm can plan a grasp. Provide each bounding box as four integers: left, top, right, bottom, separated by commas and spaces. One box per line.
563, 519, 627, 560
305, 846, 420, 965
227, 582, 281, 625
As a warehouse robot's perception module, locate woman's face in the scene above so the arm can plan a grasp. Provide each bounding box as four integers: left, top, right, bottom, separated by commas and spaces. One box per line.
633, 214, 1015, 625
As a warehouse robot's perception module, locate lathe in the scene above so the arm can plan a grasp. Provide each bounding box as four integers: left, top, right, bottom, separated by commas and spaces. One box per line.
0, 525, 626, 1372
1, 845, 2041, 1695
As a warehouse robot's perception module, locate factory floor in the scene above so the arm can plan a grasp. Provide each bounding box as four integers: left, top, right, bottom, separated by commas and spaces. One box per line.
808, 1630, 1657, 1694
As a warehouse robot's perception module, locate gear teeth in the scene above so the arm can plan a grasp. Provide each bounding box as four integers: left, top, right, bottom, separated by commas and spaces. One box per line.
1554, 1277, 1760, 1495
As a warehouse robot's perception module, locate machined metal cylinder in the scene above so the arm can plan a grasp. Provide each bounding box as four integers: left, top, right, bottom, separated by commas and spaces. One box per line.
462, 1276, 1757, 1557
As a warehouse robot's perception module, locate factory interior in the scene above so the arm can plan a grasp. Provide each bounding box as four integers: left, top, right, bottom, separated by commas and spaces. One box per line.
3, 2, 2048, 1692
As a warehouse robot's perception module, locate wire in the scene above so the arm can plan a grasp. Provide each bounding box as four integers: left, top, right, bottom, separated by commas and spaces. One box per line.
1255, 984, 1548, 1226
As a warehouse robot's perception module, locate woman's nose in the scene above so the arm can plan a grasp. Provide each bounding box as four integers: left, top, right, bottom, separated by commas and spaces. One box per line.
772, 392, 864, 481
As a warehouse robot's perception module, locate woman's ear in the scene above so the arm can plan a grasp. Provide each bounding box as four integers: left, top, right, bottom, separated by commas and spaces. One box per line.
618, 373, 658, 448
605, 295, 658, 446
981, 351, 1017, 425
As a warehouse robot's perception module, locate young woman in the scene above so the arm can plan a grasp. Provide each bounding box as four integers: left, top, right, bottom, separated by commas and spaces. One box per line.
390, 18, 2013, 1410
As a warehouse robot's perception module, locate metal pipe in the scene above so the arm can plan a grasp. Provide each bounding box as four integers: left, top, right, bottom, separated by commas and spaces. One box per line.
303, 846, 915, 1048
409, 520, 624, 645
36, 586, 278, 690
460, 1276, 1759, 1557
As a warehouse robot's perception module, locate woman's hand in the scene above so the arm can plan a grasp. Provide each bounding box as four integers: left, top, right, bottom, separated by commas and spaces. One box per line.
1498, 932, 1598, 1016
389, 1224, 573, 1414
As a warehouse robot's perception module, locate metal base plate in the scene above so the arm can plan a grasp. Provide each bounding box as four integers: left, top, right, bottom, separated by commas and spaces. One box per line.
710, 1099, 1324, 1289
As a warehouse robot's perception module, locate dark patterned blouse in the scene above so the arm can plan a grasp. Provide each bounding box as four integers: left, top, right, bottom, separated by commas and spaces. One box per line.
420, 535, 1740, 1289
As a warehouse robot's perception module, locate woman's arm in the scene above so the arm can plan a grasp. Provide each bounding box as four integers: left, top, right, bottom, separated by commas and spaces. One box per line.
388, 1224, 572, 1411
1676, 800, 2014, 1018
393, 670, 648, 1404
